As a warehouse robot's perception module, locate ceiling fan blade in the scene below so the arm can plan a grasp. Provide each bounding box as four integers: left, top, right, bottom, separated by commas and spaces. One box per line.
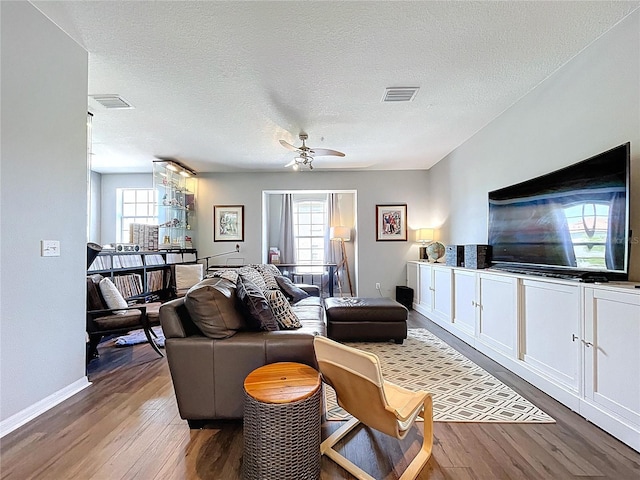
309, 148, 345, 157
279, 139, 301, 152
284, 159, 297, 167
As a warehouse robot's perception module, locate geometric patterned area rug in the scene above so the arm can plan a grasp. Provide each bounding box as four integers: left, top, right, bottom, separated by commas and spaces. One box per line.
325, 328, 555, 423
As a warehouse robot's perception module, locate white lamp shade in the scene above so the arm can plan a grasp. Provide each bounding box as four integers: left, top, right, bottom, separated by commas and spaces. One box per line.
330, 226, 351, 241
416, 228, 434, 243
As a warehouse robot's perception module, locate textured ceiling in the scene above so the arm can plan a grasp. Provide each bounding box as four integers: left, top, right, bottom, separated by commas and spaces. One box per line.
34, 1, 640, 174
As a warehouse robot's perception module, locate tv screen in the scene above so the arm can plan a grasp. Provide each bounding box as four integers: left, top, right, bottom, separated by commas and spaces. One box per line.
488, 142, 630, 278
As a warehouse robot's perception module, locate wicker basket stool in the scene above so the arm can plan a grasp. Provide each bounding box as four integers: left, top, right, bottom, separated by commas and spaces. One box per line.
243, 362, 322, 480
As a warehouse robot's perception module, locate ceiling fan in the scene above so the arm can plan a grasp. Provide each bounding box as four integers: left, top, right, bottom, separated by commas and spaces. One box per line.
280, 133, 345, 170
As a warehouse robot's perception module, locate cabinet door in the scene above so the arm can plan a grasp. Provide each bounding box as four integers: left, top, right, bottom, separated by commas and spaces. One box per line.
477, 273, 518, 357
431, 266, 452, 324
584, 288, 640, 426
452, 270, 476, 337
418, 263, 433, 312
407, 262, 419, 306
521, 280, 580, 393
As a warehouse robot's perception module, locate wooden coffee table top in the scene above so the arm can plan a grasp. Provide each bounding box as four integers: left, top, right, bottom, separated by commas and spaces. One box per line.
244, 362, 321, 404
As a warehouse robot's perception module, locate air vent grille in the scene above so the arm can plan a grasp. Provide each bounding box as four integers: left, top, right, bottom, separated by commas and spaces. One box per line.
89, 94, 134, 109
382, 87, 419, 102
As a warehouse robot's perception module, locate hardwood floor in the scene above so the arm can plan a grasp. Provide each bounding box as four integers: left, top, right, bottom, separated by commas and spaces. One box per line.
2, 311, 639, 479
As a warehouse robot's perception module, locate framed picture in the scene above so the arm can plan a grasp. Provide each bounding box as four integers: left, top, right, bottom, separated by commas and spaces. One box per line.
214, 205, 244, 242
376, 204, 408, 241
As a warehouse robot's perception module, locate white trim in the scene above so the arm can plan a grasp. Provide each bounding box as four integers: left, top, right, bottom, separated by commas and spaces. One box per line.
0, 377, 91, 438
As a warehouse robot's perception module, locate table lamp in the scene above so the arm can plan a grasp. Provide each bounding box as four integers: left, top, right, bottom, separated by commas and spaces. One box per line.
416, 228, 434, 260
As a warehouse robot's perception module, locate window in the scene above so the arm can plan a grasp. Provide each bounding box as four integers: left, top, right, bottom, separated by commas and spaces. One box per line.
117, 188, 157, 243
293, 200, 327, 273
563, 202, 610, 269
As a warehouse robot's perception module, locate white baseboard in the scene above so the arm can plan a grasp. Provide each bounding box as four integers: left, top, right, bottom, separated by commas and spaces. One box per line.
0, 377, 91, 438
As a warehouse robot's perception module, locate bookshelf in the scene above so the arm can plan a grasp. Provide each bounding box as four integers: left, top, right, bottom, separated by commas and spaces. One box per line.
88, 249, 198, 301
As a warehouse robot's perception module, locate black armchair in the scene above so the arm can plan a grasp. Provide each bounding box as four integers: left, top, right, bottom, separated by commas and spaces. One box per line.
86, 275, 163, 362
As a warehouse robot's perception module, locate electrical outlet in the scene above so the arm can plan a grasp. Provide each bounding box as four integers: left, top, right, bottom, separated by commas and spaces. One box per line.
41, 240, 60, 257
376, 282, 381, 290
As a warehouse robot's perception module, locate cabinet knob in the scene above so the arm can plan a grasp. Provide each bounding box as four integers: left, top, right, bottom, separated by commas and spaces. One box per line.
471, 300, 476, 306
572, 334, 579, 342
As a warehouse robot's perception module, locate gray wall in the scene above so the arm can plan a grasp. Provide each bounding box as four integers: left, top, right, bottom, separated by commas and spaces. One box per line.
428, 10, 640, 281
89, 171, 102, 243
99, 173, 152, 245
196, 171, 431, 297
1, 2, 88, 424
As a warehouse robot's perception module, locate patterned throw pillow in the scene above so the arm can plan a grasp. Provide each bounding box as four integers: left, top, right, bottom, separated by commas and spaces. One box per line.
253, 263, 282, 278
208, 269, 239, 284
265, 289, 302, 329
258, 268, 280, 291
238, 266, 267, 292
236, 277, 279, 331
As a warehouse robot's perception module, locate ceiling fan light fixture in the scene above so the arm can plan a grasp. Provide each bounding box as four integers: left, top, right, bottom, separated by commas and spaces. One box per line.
280, 132, 344, 170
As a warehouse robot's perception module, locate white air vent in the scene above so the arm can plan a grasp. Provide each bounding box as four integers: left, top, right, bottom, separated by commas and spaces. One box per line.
382, 87, 419, 102
89, 94, 134, 109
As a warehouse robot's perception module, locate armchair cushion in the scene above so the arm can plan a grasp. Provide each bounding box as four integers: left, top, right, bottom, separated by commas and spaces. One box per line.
92, 310, 143, 330
184, 278, 246, 339
99, 277, 128, 314
175, 264, 204, 297
86, 275, 105, 310
275, 275, 310, 303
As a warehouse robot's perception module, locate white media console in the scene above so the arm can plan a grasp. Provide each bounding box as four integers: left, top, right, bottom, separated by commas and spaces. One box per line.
407, 260, 640, 452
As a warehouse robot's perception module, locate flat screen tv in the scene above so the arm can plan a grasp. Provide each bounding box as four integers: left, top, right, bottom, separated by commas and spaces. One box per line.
488, 142, 630, 280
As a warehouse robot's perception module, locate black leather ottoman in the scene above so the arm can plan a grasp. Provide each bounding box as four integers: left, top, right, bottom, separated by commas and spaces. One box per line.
324, 297, 408, 344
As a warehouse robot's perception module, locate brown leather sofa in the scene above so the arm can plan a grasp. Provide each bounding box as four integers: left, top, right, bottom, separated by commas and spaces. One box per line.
159, 275, 326, 428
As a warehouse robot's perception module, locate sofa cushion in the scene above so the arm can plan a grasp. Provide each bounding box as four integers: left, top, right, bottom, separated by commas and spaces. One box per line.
275, 275, 310, 303
99, 277, 128, 314
184, 277, 247, 339
265, 289, 302, 330
236, 277, 279, 331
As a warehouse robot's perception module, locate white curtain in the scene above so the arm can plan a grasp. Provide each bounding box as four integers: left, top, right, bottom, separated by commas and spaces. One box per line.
278, 194, 296, 263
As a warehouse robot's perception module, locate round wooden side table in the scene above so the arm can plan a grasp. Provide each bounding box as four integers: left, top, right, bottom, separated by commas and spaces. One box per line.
242, 362, 322, 480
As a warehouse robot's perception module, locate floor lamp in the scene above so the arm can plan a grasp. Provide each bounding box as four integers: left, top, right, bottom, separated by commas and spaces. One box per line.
330, 226, 353, 296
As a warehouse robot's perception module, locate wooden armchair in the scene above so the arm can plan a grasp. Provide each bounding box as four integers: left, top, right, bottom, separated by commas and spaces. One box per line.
86, 274, 163, 362
313, 336, 433, 480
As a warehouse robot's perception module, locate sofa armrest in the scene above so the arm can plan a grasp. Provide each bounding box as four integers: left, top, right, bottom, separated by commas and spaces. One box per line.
164, 330, 318, 420
160, 297, 197, 338
296, 283, 320, 297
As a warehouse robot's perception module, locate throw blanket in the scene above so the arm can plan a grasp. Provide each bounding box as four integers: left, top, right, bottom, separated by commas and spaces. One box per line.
114, 326, 165, 347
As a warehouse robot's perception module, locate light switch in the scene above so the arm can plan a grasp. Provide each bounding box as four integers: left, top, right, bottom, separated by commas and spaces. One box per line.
41, 240, 60, 257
